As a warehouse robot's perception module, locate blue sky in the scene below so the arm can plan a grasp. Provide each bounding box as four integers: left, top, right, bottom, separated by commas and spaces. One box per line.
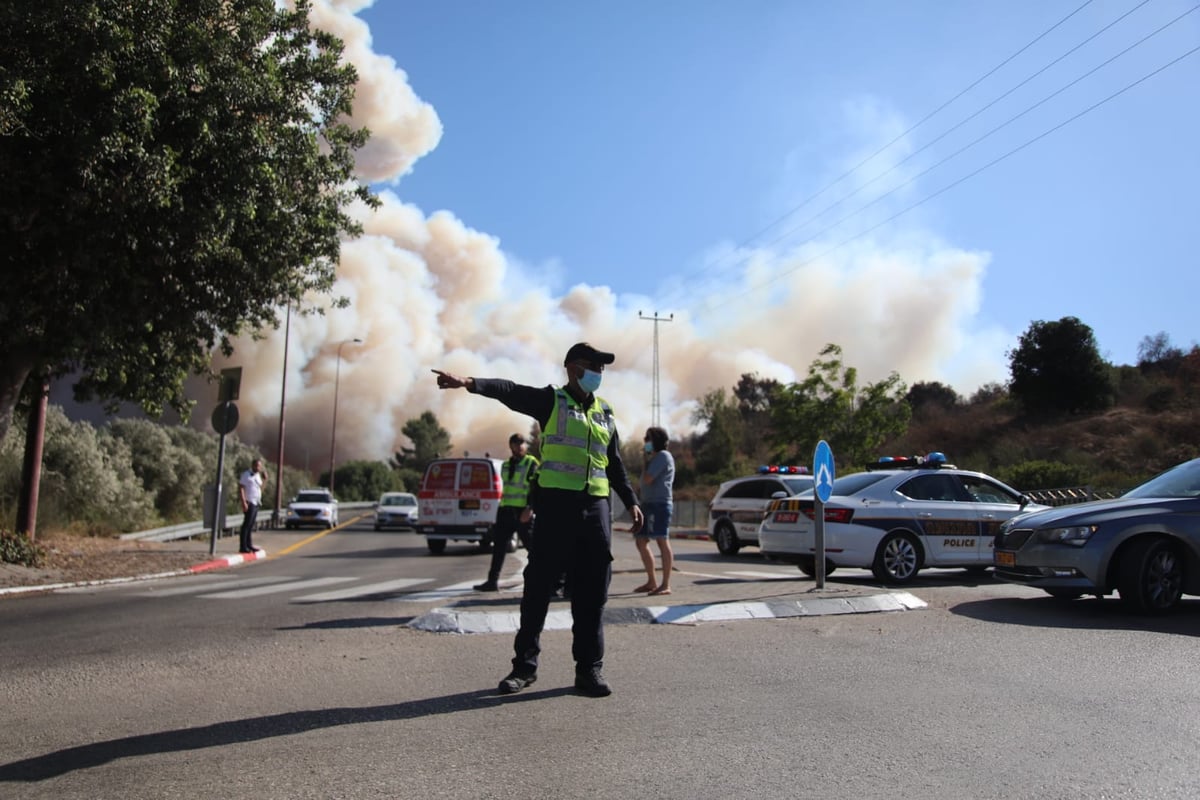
360, 0, 1198, 365
208, 1, 1200, 460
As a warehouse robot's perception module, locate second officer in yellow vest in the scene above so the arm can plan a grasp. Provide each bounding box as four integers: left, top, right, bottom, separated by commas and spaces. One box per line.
433, 342, 645, 697
474, 433, 539, 591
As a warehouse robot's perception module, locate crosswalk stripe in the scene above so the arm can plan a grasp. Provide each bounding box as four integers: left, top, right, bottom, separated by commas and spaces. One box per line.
728, 570, 800, 580
401, 580, 479, 602
200, 576, 356, 599
291, 578, 433, 603
137, 575, 296, 597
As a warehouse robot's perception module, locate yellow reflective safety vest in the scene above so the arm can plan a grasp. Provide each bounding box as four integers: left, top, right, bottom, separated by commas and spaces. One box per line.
499, 454, 539, 508
537, 388, 614, 497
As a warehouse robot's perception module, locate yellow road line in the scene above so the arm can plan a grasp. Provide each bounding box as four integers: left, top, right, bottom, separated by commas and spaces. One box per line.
270, 514, 370, 558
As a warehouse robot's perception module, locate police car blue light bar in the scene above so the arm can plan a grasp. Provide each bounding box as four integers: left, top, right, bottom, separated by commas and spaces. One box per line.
758, 465, 809, 474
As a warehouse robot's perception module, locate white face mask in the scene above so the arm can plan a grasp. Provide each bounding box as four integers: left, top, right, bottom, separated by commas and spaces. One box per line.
644, 441, 654, 453
578, 368, 602, 394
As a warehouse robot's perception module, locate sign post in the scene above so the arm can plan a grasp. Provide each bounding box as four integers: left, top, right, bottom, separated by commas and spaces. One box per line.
813, 440, 836, 589
209, 399, 240, 555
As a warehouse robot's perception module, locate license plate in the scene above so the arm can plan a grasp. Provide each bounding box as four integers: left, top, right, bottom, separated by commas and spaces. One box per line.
459, 499, 480, 510
995, 550, 1015, 568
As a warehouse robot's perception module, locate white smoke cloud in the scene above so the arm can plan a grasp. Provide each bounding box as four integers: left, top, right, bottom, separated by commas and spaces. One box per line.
208, 1, 1011, 470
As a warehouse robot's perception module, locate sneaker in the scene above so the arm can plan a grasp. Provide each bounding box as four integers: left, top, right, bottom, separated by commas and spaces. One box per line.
474, 581, 499, 592
498, 671, 537, 694
574, 668, 612, 698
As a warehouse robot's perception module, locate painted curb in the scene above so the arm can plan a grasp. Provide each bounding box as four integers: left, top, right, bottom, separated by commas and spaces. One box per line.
408, 591, 927, 634
0, 549, 267, 598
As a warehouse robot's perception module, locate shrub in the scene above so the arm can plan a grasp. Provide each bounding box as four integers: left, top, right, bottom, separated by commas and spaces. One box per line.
0, 530, 44, 567
1001, 460, 1088, 491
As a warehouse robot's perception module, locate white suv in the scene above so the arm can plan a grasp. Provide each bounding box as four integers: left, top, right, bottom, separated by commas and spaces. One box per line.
708, 467, 814, 555
285, 488, 339, 530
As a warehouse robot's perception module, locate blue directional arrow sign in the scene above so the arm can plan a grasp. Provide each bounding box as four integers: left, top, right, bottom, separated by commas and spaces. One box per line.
813, 440, 835, 503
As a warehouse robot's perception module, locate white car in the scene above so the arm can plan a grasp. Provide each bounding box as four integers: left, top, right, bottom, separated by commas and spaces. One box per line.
375, 491, 419, 530
286, 488, 339, 530
758, 453, 1048, 584
707, 467, 815, 555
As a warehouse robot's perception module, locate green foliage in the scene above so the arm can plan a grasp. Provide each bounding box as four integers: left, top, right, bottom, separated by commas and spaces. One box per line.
691, 389, 740, 476
999, 460, 1089, 492
327, 460, 400, 502
0, 0, 377, 442
392, 412, 452, 473
0, 529, 44, 567
905, 381, 961, 419
1008, 317, 1114, 416
769, 344, 911, 468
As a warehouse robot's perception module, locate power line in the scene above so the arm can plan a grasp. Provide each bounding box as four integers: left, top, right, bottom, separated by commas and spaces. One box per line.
704, 39, 1200, 311
667, 0, 1100, 297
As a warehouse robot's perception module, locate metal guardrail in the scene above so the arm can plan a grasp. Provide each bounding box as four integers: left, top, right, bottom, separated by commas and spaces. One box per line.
1022, 486, 1121, 507
119, 501, 376, 543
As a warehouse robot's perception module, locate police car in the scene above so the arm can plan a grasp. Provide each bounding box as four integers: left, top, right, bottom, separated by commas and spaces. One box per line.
707, 466, 814, 555
758, 453, 1048, 584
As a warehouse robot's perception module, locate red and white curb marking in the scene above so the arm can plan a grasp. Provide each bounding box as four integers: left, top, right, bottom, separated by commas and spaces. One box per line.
0, 548, 267, 597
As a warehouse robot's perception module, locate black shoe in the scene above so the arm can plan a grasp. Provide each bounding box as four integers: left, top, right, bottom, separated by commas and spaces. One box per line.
498, 671, 536, 694
574, 668, 612, 697
474, 581, 499, 592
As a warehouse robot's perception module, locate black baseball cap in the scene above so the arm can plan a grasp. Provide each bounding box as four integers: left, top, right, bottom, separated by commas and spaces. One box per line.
564, 342, 615, 366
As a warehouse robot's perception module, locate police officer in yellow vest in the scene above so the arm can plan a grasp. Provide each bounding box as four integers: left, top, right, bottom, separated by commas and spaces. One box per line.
433, 342, 645, 698
474, 433, 539, 592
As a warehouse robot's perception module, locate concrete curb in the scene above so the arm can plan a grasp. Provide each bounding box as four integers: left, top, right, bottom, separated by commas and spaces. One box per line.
0, 548, 268, 598
408, 591, 927, 634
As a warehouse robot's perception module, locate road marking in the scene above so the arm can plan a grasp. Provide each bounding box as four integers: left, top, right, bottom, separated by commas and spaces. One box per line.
727, 570, 801, 580
137, 575, 296, 596
200, 576, 356, 599
401, 580, 480, 602
291, 578, 433, 603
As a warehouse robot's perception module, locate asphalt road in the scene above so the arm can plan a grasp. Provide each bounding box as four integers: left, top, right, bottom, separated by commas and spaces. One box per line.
2, 519, 1199, 799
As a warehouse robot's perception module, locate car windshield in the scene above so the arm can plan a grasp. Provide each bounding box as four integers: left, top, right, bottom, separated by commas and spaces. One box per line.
1123, 458, 1200, 499
296, 492, 331, 503
382, 495, 415, 506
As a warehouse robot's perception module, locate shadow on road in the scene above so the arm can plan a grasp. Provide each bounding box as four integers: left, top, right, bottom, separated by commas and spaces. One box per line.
950, 594, 1200, 636
0, 686, 575, 782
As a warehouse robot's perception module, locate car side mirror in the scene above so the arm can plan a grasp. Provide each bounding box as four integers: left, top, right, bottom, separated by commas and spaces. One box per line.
1018, 494, 1030, 509
771, 491, 788, 499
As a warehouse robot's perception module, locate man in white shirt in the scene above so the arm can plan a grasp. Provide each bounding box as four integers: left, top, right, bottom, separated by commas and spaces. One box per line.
238, 459, 268, 553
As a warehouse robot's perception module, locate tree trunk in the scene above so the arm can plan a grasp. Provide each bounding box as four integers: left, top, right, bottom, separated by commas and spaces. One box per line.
0, 353, 36, 446
15, 374, 49, 539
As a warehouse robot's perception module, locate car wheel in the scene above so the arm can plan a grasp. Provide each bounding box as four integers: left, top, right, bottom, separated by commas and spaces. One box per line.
713, 521, 741, 555
872, 531, 922, 584
1044, 588, 1084, 600
1117, 536, 1184, 615
427, 538, 447, 555
374, 524, 382, 531
797, 557, 836, 578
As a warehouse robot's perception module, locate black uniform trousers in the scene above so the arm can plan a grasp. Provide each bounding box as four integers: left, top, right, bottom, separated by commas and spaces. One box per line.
485, 505, 533, 583
512, 490, 613, 675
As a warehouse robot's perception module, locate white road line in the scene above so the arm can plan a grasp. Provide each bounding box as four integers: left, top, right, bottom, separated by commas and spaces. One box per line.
291, 578, 433, 603
727, 570, 801, 580
200, 576, 356, 599
135, 575, 297, 597
401, 580, 480, 602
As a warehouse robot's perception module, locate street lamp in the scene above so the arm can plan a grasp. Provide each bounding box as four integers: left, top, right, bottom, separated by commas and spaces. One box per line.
271, 300, 292, 528
328, 337, 362, 496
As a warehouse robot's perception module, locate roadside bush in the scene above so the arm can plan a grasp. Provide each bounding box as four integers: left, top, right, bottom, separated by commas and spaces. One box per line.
0, 529, 44, 567
1001, 460, 1088, 491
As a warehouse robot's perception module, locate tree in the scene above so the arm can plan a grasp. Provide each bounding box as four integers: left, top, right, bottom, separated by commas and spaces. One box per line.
391, 412, 452, 474
325, 460, 399, 502
904, 381, 961, 419
733, 373, 781, 462
0, 0, 376, 442
691, 388, 741, 476
1008, 317, 1113, 416
769, 344, 910, 468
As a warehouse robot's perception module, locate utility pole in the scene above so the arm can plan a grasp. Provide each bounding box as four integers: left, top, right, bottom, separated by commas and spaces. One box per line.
638, 311, 673, 427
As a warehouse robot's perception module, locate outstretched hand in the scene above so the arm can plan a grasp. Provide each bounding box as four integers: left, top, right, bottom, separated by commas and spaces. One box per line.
432, 369, 469, 390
